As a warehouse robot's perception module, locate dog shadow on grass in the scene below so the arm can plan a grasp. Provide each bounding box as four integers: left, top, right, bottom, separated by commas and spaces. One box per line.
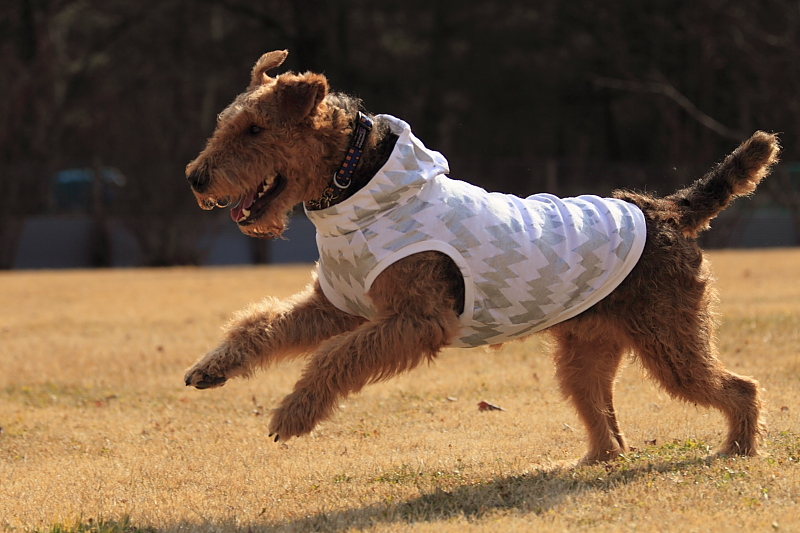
251, 454, 716, 532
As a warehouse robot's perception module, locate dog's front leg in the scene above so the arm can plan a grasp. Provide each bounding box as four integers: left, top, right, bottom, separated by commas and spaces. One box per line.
184, 277, 364, 389
267, 253, 462, 440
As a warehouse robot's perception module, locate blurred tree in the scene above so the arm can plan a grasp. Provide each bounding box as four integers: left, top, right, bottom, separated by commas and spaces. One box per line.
1, 0, 797, 268
584, 0, 800, 231
0, 0, 60, 268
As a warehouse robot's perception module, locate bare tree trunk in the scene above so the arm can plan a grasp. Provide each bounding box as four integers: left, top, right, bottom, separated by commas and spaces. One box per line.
90, 158, 111, 267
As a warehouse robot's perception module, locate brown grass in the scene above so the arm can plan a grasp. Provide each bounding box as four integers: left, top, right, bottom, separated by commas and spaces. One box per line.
1, 249, 800, 532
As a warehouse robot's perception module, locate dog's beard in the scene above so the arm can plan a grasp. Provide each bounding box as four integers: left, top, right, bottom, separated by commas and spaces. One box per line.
239, 215, 289, 239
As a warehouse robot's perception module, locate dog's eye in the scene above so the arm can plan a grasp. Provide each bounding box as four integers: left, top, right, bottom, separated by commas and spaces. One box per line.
249, 124, 262, 135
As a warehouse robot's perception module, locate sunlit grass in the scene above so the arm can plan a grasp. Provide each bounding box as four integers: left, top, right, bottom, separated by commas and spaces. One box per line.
1, 249, 799, 531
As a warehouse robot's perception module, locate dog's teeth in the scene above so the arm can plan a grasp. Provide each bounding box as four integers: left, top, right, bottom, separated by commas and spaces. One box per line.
242, 208, 250, 218
258, 180, 271, 198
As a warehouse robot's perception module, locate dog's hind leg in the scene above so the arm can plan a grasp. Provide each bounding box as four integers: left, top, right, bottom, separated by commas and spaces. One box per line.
620, 262, 764, 457
550, 319, 628, 464
630, 316, 764, 457
184, 275, 364, 389
267, 252, 462, 441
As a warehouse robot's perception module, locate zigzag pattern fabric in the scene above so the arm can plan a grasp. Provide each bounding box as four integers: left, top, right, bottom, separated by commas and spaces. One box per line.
305, 115, 646, 348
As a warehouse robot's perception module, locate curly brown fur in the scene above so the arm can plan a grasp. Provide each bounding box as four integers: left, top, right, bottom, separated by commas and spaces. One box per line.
185, 274, 364, 389
184, 50, 780, 462
184, 50, 397, 238
666, 131, 780, 237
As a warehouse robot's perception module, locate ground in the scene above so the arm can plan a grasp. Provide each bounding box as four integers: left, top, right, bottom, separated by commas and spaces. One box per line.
1, 248, 799, 532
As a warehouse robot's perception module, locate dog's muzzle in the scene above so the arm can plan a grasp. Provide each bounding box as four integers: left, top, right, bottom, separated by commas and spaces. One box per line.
187, 169, 210, 193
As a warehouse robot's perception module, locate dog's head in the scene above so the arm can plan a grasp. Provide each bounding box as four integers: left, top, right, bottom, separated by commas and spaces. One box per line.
185, 50, 342, 238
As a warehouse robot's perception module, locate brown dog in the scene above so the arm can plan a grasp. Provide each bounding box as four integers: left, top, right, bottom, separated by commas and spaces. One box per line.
184, 50, 779, 464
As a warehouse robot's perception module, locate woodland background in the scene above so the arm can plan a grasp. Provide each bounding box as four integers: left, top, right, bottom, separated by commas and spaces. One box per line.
2, 0, 799, 267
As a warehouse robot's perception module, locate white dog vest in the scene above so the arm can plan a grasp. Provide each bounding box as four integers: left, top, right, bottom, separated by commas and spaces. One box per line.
305, 115, 646, 348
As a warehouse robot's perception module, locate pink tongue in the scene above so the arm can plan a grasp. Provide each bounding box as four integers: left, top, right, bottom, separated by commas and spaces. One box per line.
230, 189, 258, 221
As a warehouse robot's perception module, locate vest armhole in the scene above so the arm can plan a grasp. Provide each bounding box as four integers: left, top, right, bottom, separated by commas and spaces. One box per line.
315, 264, 363, 317
364, 241, 475, 323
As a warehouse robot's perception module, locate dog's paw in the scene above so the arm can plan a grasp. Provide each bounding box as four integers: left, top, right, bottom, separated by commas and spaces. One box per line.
577, 444, 624, 466
268, 409, 311, 443
184, 367, 228, 389
183, 342, 245, 389
267, 391, 324, 442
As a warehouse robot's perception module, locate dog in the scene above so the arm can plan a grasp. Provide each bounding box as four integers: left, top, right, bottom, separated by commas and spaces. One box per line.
184, 50, 779, 464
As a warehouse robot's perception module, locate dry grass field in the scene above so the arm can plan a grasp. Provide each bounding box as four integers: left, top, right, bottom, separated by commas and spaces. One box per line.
1, 248, 799, 532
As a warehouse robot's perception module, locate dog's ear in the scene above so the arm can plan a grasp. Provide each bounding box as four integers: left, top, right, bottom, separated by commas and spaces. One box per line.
272, 72, 329, 126
250, 50, 289, 89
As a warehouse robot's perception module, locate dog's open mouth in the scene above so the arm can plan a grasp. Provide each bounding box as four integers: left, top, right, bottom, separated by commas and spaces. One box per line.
230, 175, 286, 225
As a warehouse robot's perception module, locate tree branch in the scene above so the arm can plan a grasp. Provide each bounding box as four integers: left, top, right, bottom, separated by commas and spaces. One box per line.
202, 0, 290, 39
594, 76, 746, 141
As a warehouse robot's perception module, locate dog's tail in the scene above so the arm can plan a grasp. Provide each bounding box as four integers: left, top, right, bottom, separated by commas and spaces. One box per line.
667, 131, 780, 238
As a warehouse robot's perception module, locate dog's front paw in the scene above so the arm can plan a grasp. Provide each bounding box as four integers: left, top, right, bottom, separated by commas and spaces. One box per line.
184, 367, 228, 389
184, 344, 240, 389
268, 391, 328, 442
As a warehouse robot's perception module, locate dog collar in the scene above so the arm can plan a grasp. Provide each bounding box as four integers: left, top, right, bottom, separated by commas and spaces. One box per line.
307, 112, 372, 210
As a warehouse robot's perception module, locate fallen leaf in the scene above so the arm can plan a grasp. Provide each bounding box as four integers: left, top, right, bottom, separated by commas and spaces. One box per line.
478, 401, 505, 412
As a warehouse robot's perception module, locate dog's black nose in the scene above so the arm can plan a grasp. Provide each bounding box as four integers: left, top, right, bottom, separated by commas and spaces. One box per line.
187, 169, 210, 193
